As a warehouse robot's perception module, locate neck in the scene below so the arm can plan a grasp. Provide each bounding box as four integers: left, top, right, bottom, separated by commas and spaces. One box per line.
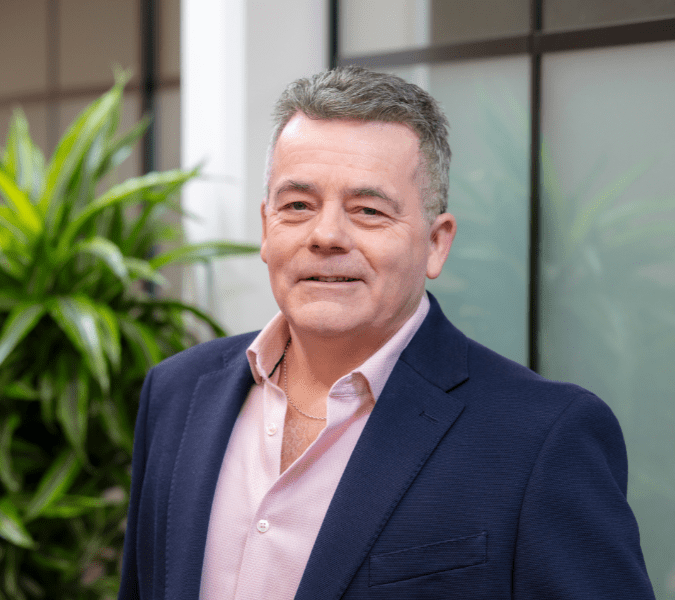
284, 331, 385, 392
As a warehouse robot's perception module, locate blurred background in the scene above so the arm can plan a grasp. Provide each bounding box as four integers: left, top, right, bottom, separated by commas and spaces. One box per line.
1, 0, 674, 598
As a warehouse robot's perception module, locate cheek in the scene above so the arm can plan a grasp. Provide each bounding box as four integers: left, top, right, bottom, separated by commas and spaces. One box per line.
374, 248, 422, 288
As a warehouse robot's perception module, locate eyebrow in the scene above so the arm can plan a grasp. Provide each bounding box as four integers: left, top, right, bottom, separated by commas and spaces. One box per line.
274, 180, 316, 199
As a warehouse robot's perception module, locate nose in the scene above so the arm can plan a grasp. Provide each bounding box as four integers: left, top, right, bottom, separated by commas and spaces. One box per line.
307, 203, 353, 253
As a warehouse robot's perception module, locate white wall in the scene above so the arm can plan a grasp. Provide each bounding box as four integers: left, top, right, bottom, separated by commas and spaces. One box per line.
181, 0, 328, 335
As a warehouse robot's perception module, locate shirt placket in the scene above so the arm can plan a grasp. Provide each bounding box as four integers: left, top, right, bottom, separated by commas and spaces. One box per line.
233, 375, 369, 599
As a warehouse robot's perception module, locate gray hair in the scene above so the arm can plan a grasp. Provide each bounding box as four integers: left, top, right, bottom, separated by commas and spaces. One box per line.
265, 66, 451, 220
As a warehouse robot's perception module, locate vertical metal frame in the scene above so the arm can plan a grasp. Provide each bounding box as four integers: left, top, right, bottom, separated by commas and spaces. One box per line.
141, 0, 157, 174
330, 0, 340, 69
528, 0, 543, 372
46, 0, 61, 153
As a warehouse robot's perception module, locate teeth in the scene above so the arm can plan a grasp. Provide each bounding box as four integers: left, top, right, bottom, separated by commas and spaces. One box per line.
308, 276, 357, 282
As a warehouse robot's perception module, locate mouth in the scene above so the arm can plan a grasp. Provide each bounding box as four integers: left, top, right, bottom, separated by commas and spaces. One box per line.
304, 276, 360, 282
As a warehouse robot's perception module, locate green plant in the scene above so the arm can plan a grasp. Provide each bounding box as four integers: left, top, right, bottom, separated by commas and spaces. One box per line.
0, 78, 258, 599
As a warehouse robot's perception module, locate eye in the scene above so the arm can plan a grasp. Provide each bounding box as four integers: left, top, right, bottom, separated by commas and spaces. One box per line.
287, 201, 308, 210
360, 207, 382, 216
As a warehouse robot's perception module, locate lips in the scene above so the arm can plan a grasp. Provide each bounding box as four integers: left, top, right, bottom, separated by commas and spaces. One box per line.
305, 276, 359, 282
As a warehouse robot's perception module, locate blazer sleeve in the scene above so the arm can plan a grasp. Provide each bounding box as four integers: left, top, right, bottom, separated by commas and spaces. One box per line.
512, 391, 655, 599
118, 368, 154, 600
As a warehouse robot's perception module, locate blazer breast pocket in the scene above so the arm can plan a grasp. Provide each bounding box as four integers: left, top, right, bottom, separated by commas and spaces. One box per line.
368, 532, 487, 587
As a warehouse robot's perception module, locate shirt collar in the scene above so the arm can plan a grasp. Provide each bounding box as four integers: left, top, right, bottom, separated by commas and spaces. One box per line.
246, 293, 430, 399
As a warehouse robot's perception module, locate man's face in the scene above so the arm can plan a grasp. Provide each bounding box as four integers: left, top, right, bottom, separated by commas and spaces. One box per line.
261, 112, 455, 348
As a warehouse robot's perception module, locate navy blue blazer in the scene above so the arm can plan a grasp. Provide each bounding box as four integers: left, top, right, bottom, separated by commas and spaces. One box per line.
119, 293, 654, 599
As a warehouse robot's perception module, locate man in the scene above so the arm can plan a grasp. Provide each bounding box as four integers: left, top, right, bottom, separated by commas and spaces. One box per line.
119, 67, 654, 599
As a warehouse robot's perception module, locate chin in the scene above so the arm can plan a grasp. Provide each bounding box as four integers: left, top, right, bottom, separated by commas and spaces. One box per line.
286, 301, 369, 339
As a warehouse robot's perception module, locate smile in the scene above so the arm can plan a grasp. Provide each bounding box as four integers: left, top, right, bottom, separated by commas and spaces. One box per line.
305, 276, 359, 282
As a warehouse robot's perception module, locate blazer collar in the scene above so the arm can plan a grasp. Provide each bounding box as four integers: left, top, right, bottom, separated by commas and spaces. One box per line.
164, 337, 255, 600
295, 292, 469, 600
399, 291, 470, 393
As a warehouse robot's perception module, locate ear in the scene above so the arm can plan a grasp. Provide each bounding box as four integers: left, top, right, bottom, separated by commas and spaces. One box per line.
426, 212, 456, 279
260, 200, 268, 264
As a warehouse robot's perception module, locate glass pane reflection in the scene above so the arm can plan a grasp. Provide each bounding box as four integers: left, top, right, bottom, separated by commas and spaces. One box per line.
388, 57, 531, 365
540, 41, 675, 600
340, 0, 530, 57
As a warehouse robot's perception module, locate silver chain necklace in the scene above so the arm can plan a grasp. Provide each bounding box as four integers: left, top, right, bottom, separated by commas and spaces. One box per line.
282, 338, 327, 421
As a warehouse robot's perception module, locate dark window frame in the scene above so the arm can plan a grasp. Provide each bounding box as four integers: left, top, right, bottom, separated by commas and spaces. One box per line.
330, 0, 675, 371
0, 0, 178, 174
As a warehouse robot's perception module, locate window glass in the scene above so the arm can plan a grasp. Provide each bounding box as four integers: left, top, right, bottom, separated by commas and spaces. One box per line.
539, 41, 675, 600
386, 57, 531, 365
160, 0, 181, 80
340, 0, 530, 57
430, 0, 530, 46
544, 0, 675, 31
59, 0, 140, 88
0, 0, 48, 97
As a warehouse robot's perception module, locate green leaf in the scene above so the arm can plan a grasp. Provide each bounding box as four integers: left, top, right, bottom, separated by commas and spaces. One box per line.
94, 302, 121, 371
3, 544, 28, 599
4, 108, 45, 201
149, 240, 260, 270
56, 367, 89, 463
1, 380, 40, 401
0, 415, 21, 493
0, 290, 21, 311
72, 236, 128, 280
123, 257, 167, 286
40, 78, 126, 227
0, 302, 47, 367
39, 494, 119, 519
0, 497, 37, 549
148, 299, 227, 338
17, 574, 43, 599
38, 370, 57, 425
118, 316, 163, 368
25, 449, 80, 521
59, 168, 198, 253
96, 116, 151, 181
0, 252, 25, 280
48, 297, 109, 393
31, 550, 71, 573
0, 204, 32, 247
98, 396, 134, 453
0, 169, 43, 235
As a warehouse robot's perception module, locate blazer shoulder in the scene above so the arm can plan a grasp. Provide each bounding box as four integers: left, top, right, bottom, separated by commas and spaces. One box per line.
153, 331, 258, 377
467, 337, 591, 398
143, 331, 258, 405
461, 336, 623, 445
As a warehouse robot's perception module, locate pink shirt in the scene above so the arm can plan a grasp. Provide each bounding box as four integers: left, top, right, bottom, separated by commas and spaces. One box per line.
199, 294, 430, 599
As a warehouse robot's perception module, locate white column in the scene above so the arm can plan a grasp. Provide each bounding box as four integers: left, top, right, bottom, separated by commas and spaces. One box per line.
181, 0, 328, 335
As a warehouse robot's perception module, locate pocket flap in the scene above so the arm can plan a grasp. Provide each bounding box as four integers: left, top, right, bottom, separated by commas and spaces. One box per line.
369, 531, 487, 586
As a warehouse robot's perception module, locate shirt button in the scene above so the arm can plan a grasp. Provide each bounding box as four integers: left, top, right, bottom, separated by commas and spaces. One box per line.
257, 519, 270, 533
266, 423, 278, 436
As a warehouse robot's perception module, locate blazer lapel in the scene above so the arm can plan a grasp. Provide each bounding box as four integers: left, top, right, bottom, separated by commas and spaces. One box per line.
295, 294, 470, 600
164, 346, 255, 600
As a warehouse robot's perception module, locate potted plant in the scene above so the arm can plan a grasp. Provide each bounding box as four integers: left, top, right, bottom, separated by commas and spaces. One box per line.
0, 77, 258, 599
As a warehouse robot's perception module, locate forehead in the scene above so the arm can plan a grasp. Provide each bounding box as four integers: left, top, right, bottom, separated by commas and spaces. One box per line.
270, 114, 422, 194
277, 113, 420, 155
